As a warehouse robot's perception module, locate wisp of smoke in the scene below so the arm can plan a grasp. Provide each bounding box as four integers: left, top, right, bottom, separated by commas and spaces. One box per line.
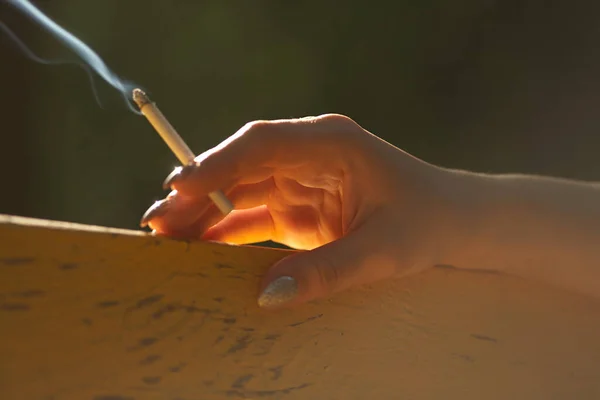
1, 0, 142, 114
0, 21, 106, 109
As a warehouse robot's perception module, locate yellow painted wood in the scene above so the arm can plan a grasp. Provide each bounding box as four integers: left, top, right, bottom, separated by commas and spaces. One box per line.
1, 214, 600, 400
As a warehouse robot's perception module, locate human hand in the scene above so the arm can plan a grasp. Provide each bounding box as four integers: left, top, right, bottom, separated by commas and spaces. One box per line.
141, 114, 463, 309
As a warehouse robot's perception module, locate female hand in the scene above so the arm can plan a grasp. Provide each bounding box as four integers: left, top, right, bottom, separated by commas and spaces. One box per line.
140, 114, 463, 309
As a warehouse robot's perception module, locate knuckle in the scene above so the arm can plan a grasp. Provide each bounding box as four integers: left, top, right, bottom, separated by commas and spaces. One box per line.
237, 120, 281, 152
241, 120, 277, 138
318, 113, 360, 130
317, 114, 366, 145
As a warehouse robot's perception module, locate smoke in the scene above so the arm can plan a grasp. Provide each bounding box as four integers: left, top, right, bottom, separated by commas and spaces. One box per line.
1, 0, 142, 114
0, 21, 106, 109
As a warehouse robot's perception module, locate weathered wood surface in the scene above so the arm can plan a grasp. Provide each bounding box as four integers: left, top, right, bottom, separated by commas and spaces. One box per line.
1, 214, 600, 400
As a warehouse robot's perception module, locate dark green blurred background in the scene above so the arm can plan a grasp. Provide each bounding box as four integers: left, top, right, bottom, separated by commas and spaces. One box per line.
2, 1, 600, 230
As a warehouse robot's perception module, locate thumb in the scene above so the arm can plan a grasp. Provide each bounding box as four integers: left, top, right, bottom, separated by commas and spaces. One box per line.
257, 218, 397, 309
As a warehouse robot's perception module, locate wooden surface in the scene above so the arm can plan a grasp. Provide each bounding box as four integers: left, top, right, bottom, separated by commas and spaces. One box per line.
1, 214, 600, 400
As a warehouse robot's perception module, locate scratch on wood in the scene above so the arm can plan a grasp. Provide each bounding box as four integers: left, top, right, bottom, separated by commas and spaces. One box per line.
97, 300, 120, 308
134, 294, 164, 309
231, 374, 254, 389
227, 334, 252, 354
151, 302, 213, 320
11, 289, 45, 298
168, 362, 187, 373
127, 337, 159, 351
289, 314, 323, 327
225, 383, 311, 398
471, 334, 498, 343
2, 257, 34, 266
142, 376, 162, 385
269, 365, 284, 380
59, 262, 78, 270
139, 354, 162, 365
0, 302, 30, 311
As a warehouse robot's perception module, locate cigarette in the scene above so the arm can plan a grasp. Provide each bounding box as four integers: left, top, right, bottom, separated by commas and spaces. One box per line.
132, 88, 234, 216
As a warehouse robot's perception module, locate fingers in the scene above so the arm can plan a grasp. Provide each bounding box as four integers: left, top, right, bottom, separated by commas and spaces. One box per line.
257, 212, 396, 310
141, 190, 211, 234
192, 178, 276, 235
163, 114, 363, 197
143, 178, 275, 238
202, 205, 275, 245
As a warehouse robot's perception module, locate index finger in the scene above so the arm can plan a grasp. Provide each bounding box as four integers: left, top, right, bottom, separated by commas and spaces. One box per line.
164, 114, 365, 197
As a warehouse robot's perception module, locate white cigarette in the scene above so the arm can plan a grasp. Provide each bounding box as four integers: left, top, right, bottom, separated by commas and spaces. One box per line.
132, 88, 234, 215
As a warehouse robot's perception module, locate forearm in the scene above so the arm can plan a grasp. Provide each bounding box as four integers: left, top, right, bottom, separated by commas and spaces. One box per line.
446, 170, 600, 298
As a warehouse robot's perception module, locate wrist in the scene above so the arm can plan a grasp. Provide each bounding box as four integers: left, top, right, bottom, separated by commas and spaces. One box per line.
431, 167, 501, 270
435, 168, 545, 273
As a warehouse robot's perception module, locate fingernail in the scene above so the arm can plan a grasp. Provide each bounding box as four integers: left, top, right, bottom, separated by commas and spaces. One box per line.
162, 163, 195, 190
258, 276, 298, 309
140, 199, 171, 227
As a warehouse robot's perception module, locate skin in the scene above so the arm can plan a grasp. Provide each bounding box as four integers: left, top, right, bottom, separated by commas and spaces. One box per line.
142, 114, 600, 308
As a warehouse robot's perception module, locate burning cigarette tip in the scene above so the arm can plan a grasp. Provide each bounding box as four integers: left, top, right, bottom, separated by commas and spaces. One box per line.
132, 88, 150, 108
